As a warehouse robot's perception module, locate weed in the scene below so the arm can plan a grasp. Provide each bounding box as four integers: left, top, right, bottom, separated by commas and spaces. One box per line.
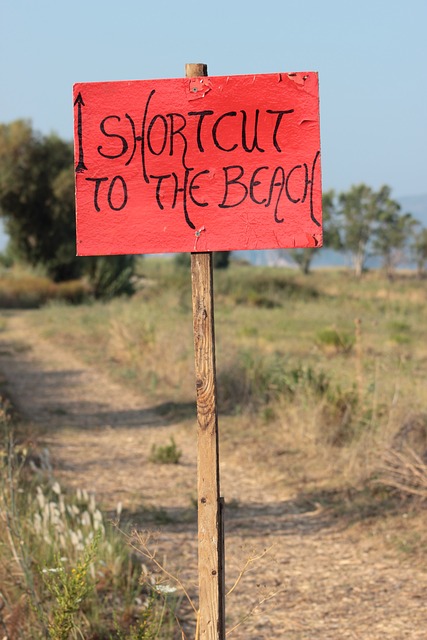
41, 534, 99, 640
149, 438, 182, 465
218, 350, 330, 414
388, 320, 412, 344
315, 327, 355, 354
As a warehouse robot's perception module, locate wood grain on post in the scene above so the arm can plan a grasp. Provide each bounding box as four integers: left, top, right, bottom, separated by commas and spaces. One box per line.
187, 62, 225, 640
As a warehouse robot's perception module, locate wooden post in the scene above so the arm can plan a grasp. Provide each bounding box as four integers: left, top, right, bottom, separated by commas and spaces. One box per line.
188, 58, 225, 640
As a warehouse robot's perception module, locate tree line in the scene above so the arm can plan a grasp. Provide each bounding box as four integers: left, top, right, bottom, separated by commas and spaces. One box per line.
291, 186, 427, 277
1, 120, 426, 293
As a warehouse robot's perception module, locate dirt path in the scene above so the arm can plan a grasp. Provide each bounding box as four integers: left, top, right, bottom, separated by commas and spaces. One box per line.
1, 311, 426, 639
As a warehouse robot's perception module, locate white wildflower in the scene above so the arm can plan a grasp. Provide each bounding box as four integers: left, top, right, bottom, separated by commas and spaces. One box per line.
154, 584, 177, 595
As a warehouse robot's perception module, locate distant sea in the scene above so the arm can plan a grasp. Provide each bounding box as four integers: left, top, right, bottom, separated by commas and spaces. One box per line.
1, 194, 425, 268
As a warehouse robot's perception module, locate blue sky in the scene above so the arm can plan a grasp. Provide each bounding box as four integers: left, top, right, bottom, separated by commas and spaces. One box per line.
1, 0, 426, 198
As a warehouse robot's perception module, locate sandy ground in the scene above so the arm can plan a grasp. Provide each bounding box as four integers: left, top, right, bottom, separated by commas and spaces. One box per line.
0, 311, 426, 639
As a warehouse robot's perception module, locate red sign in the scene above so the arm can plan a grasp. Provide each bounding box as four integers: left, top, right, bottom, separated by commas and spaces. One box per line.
73, 72, 322, 256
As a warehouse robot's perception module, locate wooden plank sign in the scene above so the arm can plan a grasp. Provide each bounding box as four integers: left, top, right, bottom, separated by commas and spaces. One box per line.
73, 72, 322, 256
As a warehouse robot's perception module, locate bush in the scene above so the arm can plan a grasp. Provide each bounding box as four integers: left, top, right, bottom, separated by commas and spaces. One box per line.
0, 429, 177, 638
217, 351, 330, 414
82, 255, 136, 300
0, 270, 89, 308
149, 438, 182, 465
315, 328, 355, 354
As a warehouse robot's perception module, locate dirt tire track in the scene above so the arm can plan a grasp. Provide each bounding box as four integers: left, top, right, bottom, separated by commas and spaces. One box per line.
1, 311, 426, 639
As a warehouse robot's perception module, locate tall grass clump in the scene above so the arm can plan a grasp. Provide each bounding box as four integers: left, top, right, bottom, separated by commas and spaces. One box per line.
0, 422, 180, 638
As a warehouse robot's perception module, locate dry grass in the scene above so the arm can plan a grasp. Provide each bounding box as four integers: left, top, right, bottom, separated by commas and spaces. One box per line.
1, 263, 427, 638
378, 447, 427, 499
0, 266, 88, 307
15, 262, 427, 494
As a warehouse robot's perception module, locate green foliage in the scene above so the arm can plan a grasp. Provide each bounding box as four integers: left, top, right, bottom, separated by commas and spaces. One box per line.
213, 251, 231, 269
337, 184, 415, 277
114, 593, 169, 639
42, 535, 99, 640
149, 438, 182, 465
388, 320, 412, 344
315, 327, 355, 354
372, 208, 416, 277
0, 121, 78, 281
290, 189, 341, 274
289, 247, 316, 275
82, 255, 135, 300
218, 351, 330, 414
412, 227, 427, 277
320, 385, 360, 446
0, 427, 176, 639
217, 268, 319, 306
0, 120, 136, 298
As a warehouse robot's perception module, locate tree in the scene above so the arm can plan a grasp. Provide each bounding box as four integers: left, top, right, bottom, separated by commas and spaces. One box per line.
412, 227, 427, 277
0, 120, 135, 297
289, 190, 341, 274
0, 121, 79, 280
81, 255, 135, 299
337, 184, 415, 277
336, 184, 413, 277
336, 184, 379, 277
373, 207, 416, 277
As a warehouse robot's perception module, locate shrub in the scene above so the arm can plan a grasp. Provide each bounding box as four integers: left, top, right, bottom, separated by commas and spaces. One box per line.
217, 351, 330, 414
149, 438, 182, 465
315, 327, 355, 354
0, 431, 176, 638
82, 255, 136, 300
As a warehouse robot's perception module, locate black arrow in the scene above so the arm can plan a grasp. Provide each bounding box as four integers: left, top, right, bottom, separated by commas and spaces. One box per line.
74, 92, 87, 173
